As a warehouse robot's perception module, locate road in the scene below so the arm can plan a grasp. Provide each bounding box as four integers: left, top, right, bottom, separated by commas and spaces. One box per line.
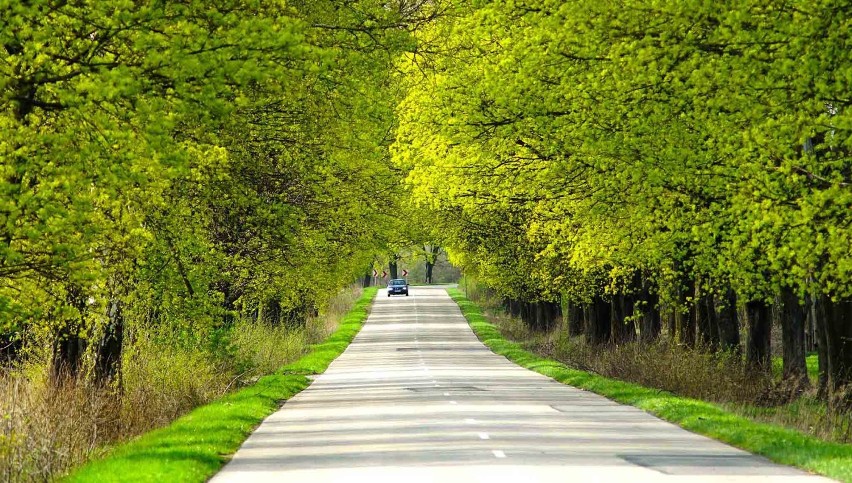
213, 286, 830, 482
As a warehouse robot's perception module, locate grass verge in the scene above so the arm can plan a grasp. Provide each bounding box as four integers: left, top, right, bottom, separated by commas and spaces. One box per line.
65, 287, 377, 483
447, 288, 852, 482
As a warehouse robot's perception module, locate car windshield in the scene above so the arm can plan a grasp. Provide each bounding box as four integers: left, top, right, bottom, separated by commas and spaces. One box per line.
389, 279, 406, 286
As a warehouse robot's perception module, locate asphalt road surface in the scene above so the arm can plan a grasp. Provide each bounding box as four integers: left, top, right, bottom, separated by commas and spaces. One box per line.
213, 286, 831, 482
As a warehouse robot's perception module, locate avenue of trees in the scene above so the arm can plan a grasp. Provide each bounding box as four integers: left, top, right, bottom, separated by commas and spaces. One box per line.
0, 1, 440, 384
4, 0, 852, 466
393, 0, 852, 397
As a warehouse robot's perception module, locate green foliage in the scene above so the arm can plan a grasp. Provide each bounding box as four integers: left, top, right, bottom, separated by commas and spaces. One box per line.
0, 0, 434, 382
449, 288, 852, 482
64, 287, 376, 482
395, 0, 852, 305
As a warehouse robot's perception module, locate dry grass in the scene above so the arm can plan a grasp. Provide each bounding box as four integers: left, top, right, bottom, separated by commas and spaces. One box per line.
0, 286, 362, 482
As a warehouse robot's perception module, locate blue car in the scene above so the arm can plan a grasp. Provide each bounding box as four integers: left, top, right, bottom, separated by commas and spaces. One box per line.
387, 279, 409, 296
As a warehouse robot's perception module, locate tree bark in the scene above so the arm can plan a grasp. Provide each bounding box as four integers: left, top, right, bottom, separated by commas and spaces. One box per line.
425, 262, 434, 284
805, 298, 817, 352
638, 276, 661, 343
389, 260, 398, 279
264, 298, 282, 325
822, 298, 852, 393
585, 295, 611, 345
696, 287, 719, 350
51, 285, 87, 379
94, 298, 124, 384
746, 300, 772, 369
363, 270, 372, 288
814, 295, 830, 398
610, 293, 635, 345
681, 278, 696, 347
567, 302, 584, 337
0, 333, 21, 364
779, 286, 809, 387
664, 306, 676, 339
715, 289, 740, 352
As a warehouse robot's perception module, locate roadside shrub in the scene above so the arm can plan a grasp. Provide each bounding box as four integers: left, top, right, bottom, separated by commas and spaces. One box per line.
0, 286, 362, 482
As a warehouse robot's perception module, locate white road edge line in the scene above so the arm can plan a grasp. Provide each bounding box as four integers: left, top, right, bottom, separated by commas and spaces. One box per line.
492, 450, 506, 458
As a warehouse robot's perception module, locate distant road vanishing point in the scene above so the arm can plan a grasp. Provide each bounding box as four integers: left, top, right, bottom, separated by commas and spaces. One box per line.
213, 286, 832, 483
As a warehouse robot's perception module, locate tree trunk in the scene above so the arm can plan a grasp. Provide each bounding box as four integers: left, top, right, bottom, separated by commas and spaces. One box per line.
779, 286, 809, 387
363, 271, 372, 288
94, 299, 124, 384
696, 286, 719, 350
585, 296, 611, 345
424, 245, 440, 284
0, 333, 21, 364
389, 260, 398, 279
746, 300, 772, 369
567, 302, 584, 337
52, 329, 86, 379
538, 301, 560, 331
519, 301, 532, 326
681, 278, 696, 347
506, 298, 520, 318
610, 294, 635, 345
51, 286, 88, 379
664, 306, 676, 339
535, 303, 545, 330
216, 280, 240, 327
805, 298, 817, 352
715, 289, 740, 352
822, 298, 852, 393
638, 276, 661, 343
814, 295, 830, 398
264, 298, 282, 325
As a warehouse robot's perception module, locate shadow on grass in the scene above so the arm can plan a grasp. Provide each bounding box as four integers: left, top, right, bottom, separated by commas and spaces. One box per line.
448, 288, 852, 482
66, 288, 378, 483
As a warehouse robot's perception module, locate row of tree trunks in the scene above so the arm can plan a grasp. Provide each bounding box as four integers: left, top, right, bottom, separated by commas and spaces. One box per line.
503, 298, 561, 331
534, 275, 852, 401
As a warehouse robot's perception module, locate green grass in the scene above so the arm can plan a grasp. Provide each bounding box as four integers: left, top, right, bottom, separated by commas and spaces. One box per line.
772, 353, 819, 381
447, 288, 852, 482
65, 287, 377, 483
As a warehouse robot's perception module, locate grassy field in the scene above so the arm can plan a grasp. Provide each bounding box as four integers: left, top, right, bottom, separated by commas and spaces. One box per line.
447, 288, 852, 482
65, 287, 377, 482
